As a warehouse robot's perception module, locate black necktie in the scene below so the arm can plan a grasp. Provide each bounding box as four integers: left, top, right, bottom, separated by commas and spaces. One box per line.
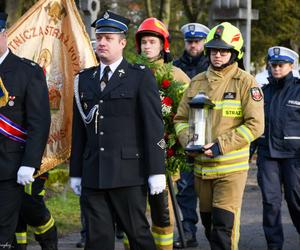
100, 66, 110, 91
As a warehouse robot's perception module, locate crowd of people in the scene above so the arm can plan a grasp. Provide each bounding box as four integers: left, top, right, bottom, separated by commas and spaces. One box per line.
0, 7, 299, 250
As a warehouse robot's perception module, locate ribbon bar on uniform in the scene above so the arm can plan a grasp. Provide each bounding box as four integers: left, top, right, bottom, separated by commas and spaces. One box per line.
0, 113, 27, 143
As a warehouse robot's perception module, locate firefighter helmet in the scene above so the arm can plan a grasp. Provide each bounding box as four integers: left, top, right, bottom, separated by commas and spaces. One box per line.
135, 17, 170, 54
205, 22, 244, 59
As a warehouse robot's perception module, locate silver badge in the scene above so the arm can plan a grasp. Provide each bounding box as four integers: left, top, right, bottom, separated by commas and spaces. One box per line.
118, 69, 125, 77
100, 81, 106, 91
92, 70, 97, 78
8, 100, 14, 106
140, 65, 145, 69
157, 139, 166, 149
188, 24, 195, 32
273, 47, 280, 56
103, 12, 110, 19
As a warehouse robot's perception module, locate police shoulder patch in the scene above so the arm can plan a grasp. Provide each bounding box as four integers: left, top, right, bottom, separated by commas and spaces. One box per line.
250, 87, 263, 101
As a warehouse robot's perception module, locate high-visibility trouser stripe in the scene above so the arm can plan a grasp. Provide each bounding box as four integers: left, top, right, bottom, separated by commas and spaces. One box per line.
123, 234, 130, 249
24, 182, 32, 195
236, 125, 254, 143
152, 232, 173, 246
34, 216, 55, 235
38, 189, 46, 196
232, 208, 241, 250
194, 161, 249, 175
15, 232, 27, 244
174, 122, 189, 135
195, 147, 249, 162
213, 100, 241, 109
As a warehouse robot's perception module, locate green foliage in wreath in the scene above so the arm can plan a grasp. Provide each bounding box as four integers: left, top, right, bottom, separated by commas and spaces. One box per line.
136, 54, 192, 175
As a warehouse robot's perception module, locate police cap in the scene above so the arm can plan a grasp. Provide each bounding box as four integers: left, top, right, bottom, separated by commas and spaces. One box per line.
0, 12, 8, 31
268, 46, 299, 64
91, 11, 130, 34
181, 23, 209, 41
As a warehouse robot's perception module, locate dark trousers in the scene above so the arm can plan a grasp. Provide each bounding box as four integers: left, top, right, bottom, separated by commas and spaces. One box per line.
257, 156, 300, 249
176, 170, 198, 235
81, 185, 156, 250
0, 180, 23, 248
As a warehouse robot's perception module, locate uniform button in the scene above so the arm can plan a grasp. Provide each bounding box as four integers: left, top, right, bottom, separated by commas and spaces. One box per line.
136, 153, 139, 157
100, 147, 104, 151
100, 115, 104, 119
100, 131, 104, 135
100, 100, 103, 103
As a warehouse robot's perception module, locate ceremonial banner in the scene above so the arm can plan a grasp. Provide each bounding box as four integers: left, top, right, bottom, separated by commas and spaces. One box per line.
7, 0, 98, 175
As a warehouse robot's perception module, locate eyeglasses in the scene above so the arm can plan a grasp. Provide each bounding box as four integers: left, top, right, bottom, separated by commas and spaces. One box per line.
210, 49, 230, 56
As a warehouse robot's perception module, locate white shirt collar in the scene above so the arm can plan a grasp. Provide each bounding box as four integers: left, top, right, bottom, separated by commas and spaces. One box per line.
0, 49, 9, 65
100, 57, 123, 80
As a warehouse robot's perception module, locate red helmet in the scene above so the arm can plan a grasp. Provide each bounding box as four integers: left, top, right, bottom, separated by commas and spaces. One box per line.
135, 17, 170, 54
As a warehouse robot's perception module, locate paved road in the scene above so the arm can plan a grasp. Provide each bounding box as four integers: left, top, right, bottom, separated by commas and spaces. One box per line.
29, 166, 299, 250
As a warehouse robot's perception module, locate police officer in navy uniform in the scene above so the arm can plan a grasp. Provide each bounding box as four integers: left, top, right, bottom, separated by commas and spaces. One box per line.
255, 46, 300, 250
69, 11, 166, 250
173, 23, 210, 248
0, 12, 51, 248
173, 23, 209, 79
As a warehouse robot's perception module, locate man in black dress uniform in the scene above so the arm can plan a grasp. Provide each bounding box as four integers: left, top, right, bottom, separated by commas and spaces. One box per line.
0, 12, 51, 248
69, 11, 166, 250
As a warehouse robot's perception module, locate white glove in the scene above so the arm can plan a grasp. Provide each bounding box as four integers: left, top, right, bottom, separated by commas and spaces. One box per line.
17, 166, 35, 186
148, 174, 166, 195
70, 177, 82, 196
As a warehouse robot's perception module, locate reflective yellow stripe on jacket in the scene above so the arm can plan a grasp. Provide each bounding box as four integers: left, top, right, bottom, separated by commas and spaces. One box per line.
15, 232, 27, 244
236, 124, 255, 143
213, 100, 243, 118
194, 147, 249, 176
174, 122, 189, 135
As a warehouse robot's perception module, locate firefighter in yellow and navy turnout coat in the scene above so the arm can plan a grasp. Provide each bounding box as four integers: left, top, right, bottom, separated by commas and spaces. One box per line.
0, 12, 51, 248
13, 172, 58, 250
122, 18, 190, 250
174, 22, 264, 250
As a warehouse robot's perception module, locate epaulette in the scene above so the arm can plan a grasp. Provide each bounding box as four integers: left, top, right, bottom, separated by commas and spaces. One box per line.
20, 57, 38, 67
78, 65, 98, 74
130, 63, 147, 70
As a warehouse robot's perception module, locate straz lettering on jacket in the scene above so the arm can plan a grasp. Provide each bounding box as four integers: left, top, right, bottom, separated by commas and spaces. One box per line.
219, 92, 242, 118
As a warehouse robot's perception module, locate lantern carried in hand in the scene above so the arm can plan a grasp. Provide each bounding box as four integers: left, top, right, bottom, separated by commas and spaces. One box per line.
185, 92, 215, 153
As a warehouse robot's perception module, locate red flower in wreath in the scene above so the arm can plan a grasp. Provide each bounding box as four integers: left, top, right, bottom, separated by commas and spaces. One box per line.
161, 79, 171, 88
162, 96, 173, 106
167, 148, 175, 157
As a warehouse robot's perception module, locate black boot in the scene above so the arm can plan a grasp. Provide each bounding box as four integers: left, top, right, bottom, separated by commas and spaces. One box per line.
210, 207, 234, 250
200, 212, 212, 241
173, 233, 198, 248
76, 238, 85, 248
35, 225, 58, 250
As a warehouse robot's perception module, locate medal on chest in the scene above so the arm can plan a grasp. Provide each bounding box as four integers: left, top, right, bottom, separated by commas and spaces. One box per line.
8, 96, 15, 106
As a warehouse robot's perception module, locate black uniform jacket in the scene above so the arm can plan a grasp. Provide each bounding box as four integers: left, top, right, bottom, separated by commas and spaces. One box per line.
0, 51, 51, 181
257, 72, 300, 158
70, 59, 166, 189
173, 50, 209, 79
